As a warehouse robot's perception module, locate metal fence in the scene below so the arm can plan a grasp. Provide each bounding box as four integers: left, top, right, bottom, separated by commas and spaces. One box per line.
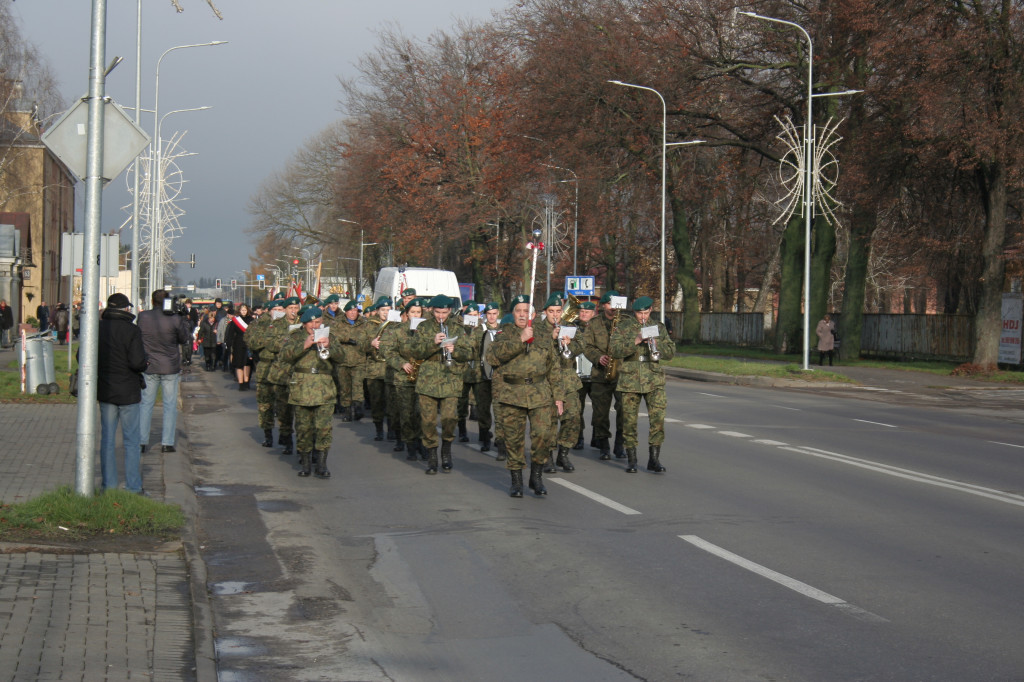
699, 313, 767, 346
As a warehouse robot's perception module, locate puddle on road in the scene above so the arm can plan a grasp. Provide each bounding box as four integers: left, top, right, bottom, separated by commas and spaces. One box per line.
194, 485, 225, 496
215, 636, 266, 658
256, 499, 302, 513
210, 580, 257, 595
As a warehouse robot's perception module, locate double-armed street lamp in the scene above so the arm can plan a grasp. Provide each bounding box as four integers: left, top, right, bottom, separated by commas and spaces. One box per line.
338, 219, 377, 301
608, 80, 704, 324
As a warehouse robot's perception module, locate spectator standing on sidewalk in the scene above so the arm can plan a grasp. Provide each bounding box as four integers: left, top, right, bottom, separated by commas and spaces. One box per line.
816, 314, 837, 367
216, 307, 231, 372
0, 299, 13, 347
198, 309, 218, 371
137, 290, 190, 454
97, 293, 148, 493
225, 303, 254, 390
53, 303, 70, 344
36, 300, 50, 332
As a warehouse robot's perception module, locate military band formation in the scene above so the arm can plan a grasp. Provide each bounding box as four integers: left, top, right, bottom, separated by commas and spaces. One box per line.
242, 286, 674, 497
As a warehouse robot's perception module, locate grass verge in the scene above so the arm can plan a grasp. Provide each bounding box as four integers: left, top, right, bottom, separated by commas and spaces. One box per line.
0, 486, 184, 542
666, 354, 854, 382
1, 343, 78, 403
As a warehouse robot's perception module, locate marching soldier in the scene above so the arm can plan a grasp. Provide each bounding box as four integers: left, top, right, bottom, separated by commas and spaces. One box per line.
486, 295, 565, 497
245, 296, 283, 447
333, 300, 367, 421
381, 297, 426, 461
378, 298, 409, 452
263, 296, 302, 454
278, 306, 345, 478
610, 296, 675, 473
534, 293, 582, 473
360, 296, 394, 441
475, 302, 502, 452
319, 293, 345, 414
400, 287, 417, 309
410, 294, 474, 474
457, 300, 482, 443
582, 290, 625, 460
574, 301, 597, 449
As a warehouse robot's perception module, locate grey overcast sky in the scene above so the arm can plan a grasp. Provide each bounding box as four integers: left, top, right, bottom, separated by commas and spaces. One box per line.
11, 0, 510, 282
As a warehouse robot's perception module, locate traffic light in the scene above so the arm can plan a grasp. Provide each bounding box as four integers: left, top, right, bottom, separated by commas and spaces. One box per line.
190, 253, 196, 269
215, 278, 221, 289
258, 278, 265, 290
292, 259, 299, 265
231, 279, 238, 290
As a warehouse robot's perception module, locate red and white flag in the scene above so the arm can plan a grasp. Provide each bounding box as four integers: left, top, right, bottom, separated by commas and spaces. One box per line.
232, 316, 248, 332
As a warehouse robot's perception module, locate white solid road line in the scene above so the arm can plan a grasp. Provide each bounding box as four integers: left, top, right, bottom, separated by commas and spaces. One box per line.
687, 424, 716, 430
679, 535, 887, 622
717, 431, 752, 438
698, 392, 725, 398
853, 418, 897, 428
549, 479, 642, 515
989, 440, 1024, 449
782, 445, 1024, 508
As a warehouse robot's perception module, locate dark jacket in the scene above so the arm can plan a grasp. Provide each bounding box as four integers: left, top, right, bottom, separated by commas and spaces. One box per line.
198, 316, 218, 349
136, 309, 190, 375
224, 315, 253, 369
97, 308, 148, 405
0, 304, 13, 331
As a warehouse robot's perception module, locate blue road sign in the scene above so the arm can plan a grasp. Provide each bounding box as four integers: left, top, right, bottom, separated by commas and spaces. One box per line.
565, 276, 595, 296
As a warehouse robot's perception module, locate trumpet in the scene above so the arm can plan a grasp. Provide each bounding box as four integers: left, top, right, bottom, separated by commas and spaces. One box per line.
318, 342, 330, 360
440, 324, 454, 367
647, 336, 660, 362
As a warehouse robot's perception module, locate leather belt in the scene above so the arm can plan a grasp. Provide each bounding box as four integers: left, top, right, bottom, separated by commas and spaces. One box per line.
293, 366, 326, 374
503, 376, 537, 385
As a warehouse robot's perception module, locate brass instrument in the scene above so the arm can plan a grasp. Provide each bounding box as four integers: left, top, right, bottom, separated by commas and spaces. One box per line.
606, 310, 621, 381
408, 358, 424, 381
647, 336, 660, 362
558, 294, 581, 359
370, 318, 390, 359
440, 323, 454, 367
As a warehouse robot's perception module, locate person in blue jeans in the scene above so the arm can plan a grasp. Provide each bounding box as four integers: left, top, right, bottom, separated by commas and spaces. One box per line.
137, 291, 190, 453
97, 293, 148, 493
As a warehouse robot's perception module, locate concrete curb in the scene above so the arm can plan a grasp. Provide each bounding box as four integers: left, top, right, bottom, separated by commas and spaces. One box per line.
664, 366, 854, 390
163, 375, 218, 682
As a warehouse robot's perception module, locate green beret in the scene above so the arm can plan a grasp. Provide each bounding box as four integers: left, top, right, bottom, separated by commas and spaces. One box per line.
273, 292, 286, 300
579, 301, 596, 310
600, 290, 619, 304
402, 287, 416, 296
509, 294, 530, 312
428, 294, 451, 309
500, 313, 515, 325
632, 296, 654, 311
282, 296, 300, 307
483, 302, 500, 312
544, 293, 563, 309
374, 296, 393, 309
270, 300, 284, 309
343, 300, 359, 312
300, 306, 323, 323
463, 299, 477, 309
323, 294, 340, 304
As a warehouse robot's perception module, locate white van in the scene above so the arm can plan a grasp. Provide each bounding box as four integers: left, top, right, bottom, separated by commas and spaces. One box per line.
372, 267, 461, 306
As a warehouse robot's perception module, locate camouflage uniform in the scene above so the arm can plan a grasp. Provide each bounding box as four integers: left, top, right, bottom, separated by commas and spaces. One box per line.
410, 317, 474, 459
244, 313, 277, 434
359, 318, 391, 434
381, 318, 422, 457
278, 328, 345, 454
610, 314, 675, 472
486, 322, 564, 472
535, 317, 582, 473
582, 312, 624, 456
263, 316, 299, 442
575, 316, 594, 446
475, 321, 502, 450
378, 319, 406, 445
331, 315, 366, 417
457, 319, 486, 442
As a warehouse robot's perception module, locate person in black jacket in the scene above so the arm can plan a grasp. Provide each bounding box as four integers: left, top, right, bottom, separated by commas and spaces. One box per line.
137, 291, 190, 453
98, 293, 148, 494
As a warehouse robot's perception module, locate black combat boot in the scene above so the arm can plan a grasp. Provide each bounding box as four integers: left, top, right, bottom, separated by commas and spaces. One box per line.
339, 404, 352, 422
494, 439, 507, 462
261, 429, 273, 448
599, 437, 612, 461
419, 442, 429, 461
425, 448, 438, 474
281, 435, 294, 456
440, 441, 453, 472
481, 435, 492, 453
315, 449, 331, 478
394, 439, 405, 452
458, 420, 469, 442
625, 447, 638, 473
353, 404, 364, 421
374, 422, 384, 441
542, 451, 558, 474
509, 469, 524, 498
573, 435, 584, 450
556, 445, 575, 472
386, 419, 396, 441
528, 462, 547, 496
406, 440, 419, 461
278, 433, 288, 446
614, 431, 626, 459
298, 451, 312, 477
647, 445, 666, 473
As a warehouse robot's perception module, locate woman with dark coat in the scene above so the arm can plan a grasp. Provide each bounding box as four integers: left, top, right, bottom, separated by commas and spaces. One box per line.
197, 309, 219, 371
224, 303, 255, 390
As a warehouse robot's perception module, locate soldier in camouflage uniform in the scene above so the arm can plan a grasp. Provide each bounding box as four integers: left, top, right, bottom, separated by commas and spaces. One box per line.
319, 294, 345, 414
331, 300, 366, 422
263, 296, 302, 454
278, 306, 345, 478
378, 298, 409, 452
574, 301, 597, 449
360, 296, 394, 441
410, 295, 474, 474
456, 301, 483, 443
582, 290, 625, 460
610, 296, 675, 473
381, 297, 425, 461
486, 295, 565, 498
533, 293, 582, 474
245, 297, 283, 447
474, 303, 502, 453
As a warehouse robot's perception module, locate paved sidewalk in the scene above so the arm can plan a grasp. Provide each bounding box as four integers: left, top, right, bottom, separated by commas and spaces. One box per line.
0, 398, 202, 681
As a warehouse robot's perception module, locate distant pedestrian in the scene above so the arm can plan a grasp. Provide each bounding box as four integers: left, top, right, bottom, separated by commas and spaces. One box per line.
816, 314, 836, 367
0, 299, 13, 347
71, 301, 81, 340
53, 303, 70, 344
137, 290, 190, 454
181, 298, 200, 366
225, 303, 254, 390
97, 293, 148, 494
198, 309, 218, 371
216, 309, 230, 372
36, 301, 49, 332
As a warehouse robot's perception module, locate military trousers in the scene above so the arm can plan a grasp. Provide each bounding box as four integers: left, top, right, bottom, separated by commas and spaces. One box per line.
366, 376, 387, 424
271, 383, 294, 436
473, 380, 493, 440
395, 383, 421, 444
294, 403, 334, 452
576, 381, 592, 441
620, 387, 667, 448
256, 381, 277, 431
418, 394, 458, 449
589, 381, 622, 441
500, 402, 554, 470
386, 382, 400, 434
557, 389, 582, 449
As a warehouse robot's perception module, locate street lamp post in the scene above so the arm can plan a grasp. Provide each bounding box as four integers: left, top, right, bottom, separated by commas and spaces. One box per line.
338, 219, 377, 301
541, 163, 579, 277
149, 40, 226, 303
608, 80, 704, 323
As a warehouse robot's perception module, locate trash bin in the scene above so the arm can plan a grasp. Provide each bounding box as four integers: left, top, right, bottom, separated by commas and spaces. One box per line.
16, 336, 57, 395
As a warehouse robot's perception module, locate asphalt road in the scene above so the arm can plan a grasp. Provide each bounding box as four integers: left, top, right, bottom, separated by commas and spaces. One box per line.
185, 369, 1024, 681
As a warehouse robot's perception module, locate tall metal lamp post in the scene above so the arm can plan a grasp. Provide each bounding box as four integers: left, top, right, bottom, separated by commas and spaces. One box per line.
338, 219, 377, 301
608, 80, 704, 323
541, 163, 579, 277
